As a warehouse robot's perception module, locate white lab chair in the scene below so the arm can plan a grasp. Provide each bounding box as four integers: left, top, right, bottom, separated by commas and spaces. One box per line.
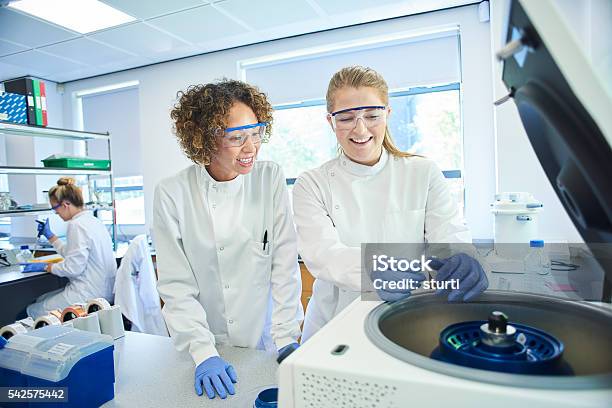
114, 235, 168, 336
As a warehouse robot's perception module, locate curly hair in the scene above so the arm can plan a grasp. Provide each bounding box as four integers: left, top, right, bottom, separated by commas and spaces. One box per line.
170, 79, 273, 165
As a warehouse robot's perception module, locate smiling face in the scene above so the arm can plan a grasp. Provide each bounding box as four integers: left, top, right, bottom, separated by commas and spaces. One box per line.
328, 86, 390, 166
206, 101, 261, 181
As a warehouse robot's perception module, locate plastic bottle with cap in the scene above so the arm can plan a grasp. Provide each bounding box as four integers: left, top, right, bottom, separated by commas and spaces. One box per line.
524, 240, 550, 275
16, 245, 33, 263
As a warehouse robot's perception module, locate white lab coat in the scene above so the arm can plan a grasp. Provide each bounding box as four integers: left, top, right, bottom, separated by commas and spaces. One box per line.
293, 150, 472, 341
153, 161, 303, 366
114, 235, 167, 336
28, 211, 116, 319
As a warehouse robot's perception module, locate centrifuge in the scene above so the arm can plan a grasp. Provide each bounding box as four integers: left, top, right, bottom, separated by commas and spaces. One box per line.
278, 292, 612, 407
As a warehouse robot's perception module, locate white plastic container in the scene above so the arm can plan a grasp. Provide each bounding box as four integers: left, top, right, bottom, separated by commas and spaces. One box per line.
491, 192, 543, 258
491, 192, 543, 242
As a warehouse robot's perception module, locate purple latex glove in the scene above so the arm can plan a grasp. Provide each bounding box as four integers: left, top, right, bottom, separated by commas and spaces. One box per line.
430, 253, 488, 301
277, 342, 299, 364
194, 356, 237, 399
20, 263, 48, 273
36, 218, 53, 240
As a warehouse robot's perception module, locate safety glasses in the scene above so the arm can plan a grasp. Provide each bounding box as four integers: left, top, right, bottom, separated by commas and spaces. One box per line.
329, 105, 387, 131
215, 122, 269, 148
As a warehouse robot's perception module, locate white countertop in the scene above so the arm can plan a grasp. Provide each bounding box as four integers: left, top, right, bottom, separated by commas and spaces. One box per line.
0, 264, 48, 285
102, 332, 279, 408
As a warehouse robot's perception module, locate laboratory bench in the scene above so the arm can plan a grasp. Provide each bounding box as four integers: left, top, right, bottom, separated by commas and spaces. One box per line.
0, 263, 67, 326
0, 242, 150, 327
103, 331, 278, 408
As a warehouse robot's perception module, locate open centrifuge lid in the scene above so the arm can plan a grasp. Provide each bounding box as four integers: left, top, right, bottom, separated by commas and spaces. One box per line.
501, 0, 612, 244
499, 0, 612, 294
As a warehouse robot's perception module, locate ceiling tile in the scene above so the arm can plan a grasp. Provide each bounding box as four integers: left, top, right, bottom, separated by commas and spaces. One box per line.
147, 4, 248, 44
316, 0, 408, 15
0, 39, 29, 57
0, 50, 86, 75
89, 22, 192, 57
216, 0, 319, 30
39, 37, 134, 66
50, 55, 153, 82
0, 8, 79, 48
101, 0, 208, 20
0, 61, 27, 82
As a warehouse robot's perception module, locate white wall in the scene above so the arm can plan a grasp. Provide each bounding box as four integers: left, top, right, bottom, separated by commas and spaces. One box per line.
81, 87, 142, 178
60, 5, 496, 238
489, 0, 582, 242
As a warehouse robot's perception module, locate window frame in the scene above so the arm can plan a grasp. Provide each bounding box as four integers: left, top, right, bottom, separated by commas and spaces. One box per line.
93, 177, 145, 226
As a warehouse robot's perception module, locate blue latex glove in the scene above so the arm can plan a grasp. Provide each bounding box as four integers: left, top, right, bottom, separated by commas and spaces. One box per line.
277, 342, 299, 364
194, 356, 237, 399
371, 267, 426, 302
37, 219, 53, 240
430, 253, 488, 301
21, 263, 48, 273
0, 336, 6, 349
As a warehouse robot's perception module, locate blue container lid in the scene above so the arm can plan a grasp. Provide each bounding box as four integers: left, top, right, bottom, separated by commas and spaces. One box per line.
254, 387, 278, 408
530, 240, 544, 247
20, 245, 29, 250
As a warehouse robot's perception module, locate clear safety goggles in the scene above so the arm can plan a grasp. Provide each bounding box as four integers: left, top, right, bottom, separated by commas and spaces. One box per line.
329, 105, 388, 131
216, 122, 269, 147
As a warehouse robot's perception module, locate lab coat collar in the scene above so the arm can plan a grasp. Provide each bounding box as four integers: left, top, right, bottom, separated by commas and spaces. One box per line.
339, 148, 389, 177
200, 165, 243, 195
70, 210, 89, 221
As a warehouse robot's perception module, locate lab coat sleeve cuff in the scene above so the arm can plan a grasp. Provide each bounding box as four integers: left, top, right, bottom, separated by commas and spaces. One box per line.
51, 239, 64, 255
275, 336, 298, 350
192, 344, 220, 367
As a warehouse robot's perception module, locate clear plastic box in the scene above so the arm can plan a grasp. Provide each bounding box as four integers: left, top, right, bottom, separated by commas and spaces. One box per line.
0, 325, 115, 407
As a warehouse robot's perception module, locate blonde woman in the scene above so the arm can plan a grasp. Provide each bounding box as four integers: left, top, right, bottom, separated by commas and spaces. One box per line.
154, 79, 302, 400
293, 66, 488, 341
24, 177, 116, 319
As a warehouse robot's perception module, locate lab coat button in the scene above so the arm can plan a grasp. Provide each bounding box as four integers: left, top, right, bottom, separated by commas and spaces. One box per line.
212, 204, 216, 209
212, 184, 217, 189
224, 284, 230, 289
219, 246, 224, 252
330, 172, 335, 177
228, 319, 234, 324
335, 205, 340, 210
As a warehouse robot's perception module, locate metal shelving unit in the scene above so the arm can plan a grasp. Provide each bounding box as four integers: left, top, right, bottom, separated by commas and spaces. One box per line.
0, 208, 52, 217
0, 121, 117, 248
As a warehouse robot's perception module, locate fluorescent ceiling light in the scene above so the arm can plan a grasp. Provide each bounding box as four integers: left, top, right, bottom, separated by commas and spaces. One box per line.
9, 0, 136, 34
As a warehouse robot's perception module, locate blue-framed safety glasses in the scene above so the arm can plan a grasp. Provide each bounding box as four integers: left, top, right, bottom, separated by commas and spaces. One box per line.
329, 105, 387, 131
215, 122, 269, 147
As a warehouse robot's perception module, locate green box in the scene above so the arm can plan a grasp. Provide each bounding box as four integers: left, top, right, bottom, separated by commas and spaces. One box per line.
42, 158, 111, 169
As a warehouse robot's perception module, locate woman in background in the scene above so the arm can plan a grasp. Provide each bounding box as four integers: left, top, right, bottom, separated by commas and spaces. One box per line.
24, 177, 116, 319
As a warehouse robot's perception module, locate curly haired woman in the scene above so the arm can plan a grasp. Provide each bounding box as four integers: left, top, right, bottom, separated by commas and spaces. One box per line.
153, 79, 303, 400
